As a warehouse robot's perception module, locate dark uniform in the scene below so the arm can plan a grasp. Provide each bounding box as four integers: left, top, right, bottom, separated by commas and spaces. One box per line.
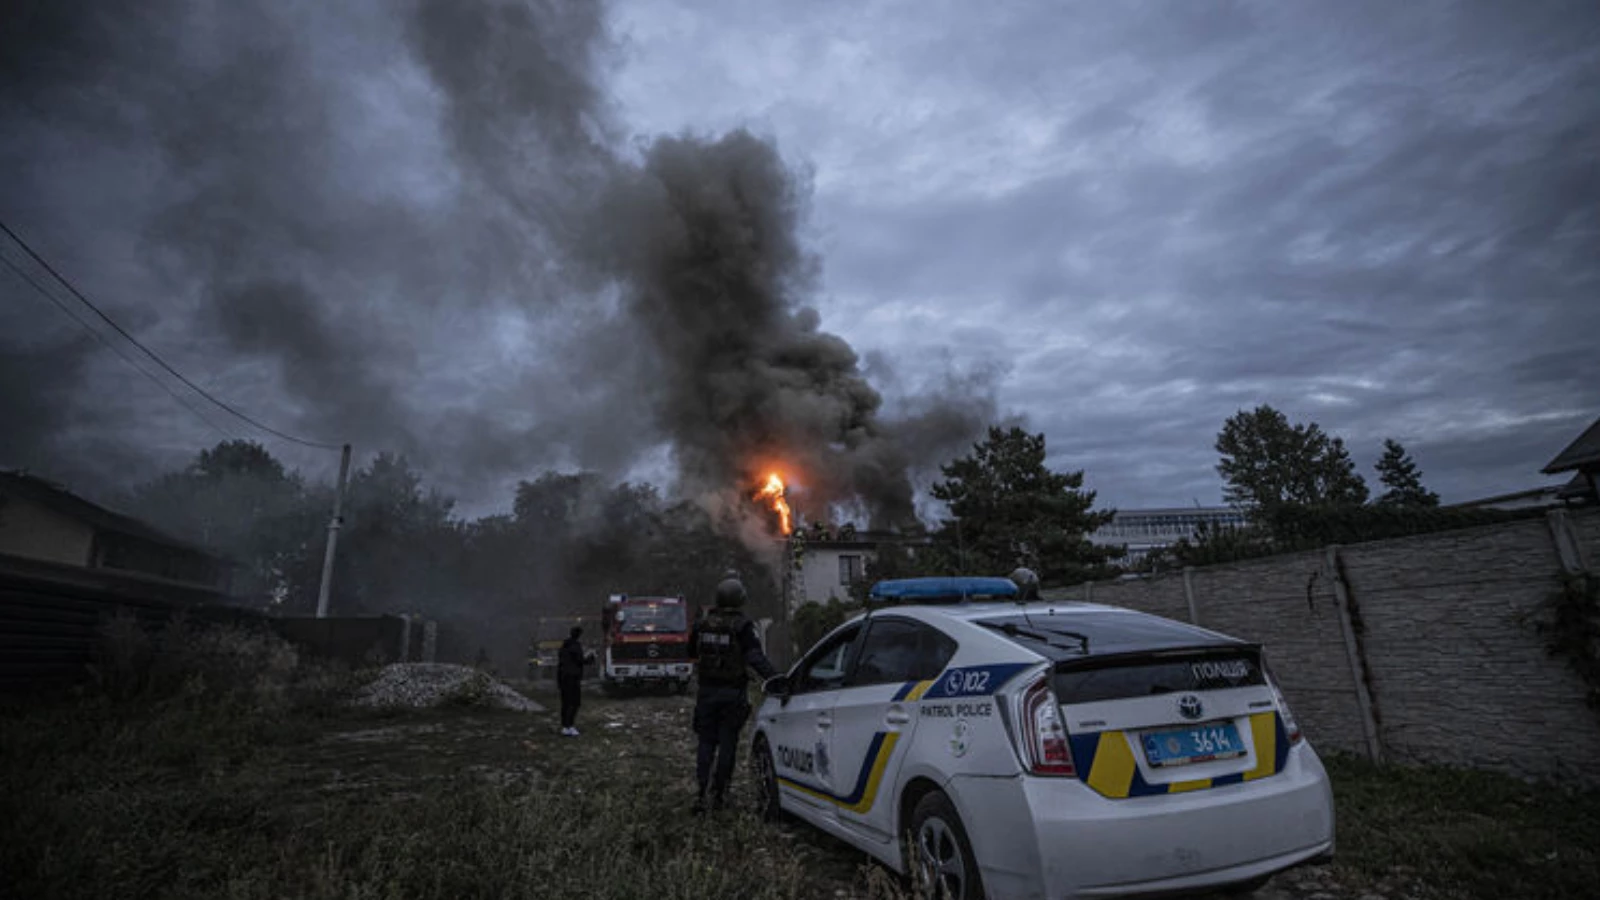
557, 627, 587, 734
687, 577, 778, 813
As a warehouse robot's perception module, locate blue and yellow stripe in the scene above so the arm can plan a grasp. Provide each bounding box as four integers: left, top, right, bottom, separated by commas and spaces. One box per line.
1068, 712, 1290, 799
773, 666, 1028, 813
891, 678, 937, 702
777, 731, 900, 813
774, 679, 938, 812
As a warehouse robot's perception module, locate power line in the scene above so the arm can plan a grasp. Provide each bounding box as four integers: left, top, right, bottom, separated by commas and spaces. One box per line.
0, 218, 342, 450
1, 249, 241, 443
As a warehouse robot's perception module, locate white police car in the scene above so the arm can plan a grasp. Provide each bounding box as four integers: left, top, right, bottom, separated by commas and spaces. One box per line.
750, 577, 1335, 900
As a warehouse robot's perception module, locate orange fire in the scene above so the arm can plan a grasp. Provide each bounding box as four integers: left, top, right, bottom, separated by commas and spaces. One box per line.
754, 472, 793, 535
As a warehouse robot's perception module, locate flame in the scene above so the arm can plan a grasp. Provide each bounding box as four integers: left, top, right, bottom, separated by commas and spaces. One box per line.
754, 472, 792, 535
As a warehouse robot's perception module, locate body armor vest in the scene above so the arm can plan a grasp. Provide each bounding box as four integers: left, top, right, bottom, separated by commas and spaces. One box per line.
697, 609, 748, 685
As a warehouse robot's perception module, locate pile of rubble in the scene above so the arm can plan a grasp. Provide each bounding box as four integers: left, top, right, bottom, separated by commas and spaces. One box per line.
351, 663, 544, 713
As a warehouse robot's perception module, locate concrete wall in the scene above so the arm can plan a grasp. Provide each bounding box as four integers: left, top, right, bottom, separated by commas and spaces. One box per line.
1044, 509, 1600, 785
0, 495, 94, 567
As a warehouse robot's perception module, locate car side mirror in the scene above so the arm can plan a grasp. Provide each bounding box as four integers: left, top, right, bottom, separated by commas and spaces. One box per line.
763, 674, 791, 701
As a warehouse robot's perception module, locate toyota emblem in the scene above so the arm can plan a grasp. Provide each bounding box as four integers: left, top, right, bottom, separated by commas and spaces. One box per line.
1177, 694, 1204, 720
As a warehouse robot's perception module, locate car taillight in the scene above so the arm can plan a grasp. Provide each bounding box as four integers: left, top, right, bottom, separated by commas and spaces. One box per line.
1016, 673, 1076, 776
1268, 675, 1303, 745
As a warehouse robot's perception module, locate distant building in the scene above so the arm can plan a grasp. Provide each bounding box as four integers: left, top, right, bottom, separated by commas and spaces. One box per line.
0, 471, 231, 592
1447, 485, 1568, 512
782, 528, 927, 610
1541, 415, 1600, 506
1450, 415, 1600, 512
1090, 507, 1249, 564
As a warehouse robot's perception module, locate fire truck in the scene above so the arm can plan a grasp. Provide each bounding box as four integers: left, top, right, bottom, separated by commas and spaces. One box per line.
599, 593, 696, 694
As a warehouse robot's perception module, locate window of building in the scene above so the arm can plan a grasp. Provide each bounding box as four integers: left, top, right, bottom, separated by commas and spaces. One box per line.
838, 553, 863, 586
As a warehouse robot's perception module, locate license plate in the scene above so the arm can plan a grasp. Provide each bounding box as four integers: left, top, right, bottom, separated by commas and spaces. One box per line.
1141, 721, 1245, 768
643, 665, 662, 674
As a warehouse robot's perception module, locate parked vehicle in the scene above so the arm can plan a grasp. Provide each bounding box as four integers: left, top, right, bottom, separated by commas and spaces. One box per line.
599, 593, 695, 694
527, 615, 587, 681
750, 576, 1334, 899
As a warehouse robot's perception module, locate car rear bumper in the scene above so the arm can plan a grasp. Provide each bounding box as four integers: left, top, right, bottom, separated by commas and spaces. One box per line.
948, 743, 1335, 900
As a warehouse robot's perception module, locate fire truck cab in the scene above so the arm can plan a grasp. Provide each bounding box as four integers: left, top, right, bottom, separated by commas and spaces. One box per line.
600, 593, 696, 694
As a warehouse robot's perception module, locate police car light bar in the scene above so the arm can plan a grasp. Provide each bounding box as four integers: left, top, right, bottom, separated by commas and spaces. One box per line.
867, 576, 1019, 605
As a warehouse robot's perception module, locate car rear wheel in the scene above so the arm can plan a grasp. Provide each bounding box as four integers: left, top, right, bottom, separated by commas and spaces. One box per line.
751, 739, 782, 823
911, 791, 984, 900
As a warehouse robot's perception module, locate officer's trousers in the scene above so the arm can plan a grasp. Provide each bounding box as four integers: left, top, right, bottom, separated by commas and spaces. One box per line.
692, 683, 750, 797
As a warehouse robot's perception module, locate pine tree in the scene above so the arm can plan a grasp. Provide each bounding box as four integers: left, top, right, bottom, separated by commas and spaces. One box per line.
1375, 439, 1440, 507
930, 426, 1116, 584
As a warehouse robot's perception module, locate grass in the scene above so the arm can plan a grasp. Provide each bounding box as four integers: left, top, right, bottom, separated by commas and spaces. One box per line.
1321, 754, 1600, 899
5, 628, 1599, 900
0, 677, 902, 900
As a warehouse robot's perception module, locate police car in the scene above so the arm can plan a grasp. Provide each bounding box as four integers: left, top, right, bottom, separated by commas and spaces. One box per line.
750, 576, 1335, 900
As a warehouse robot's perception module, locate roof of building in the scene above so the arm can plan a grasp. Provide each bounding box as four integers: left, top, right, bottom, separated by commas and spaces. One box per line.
789, 529, 931, 548
1543, 416, 1600, 474
1447, 484, 1567, 508
0, 471, 223, 561
1106, 506, 1243, 518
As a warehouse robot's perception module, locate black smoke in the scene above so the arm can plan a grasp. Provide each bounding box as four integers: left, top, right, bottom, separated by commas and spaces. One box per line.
0, 0, 993, 534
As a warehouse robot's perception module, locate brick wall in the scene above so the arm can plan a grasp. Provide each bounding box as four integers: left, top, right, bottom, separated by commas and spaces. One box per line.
1043, 508, 1600, 784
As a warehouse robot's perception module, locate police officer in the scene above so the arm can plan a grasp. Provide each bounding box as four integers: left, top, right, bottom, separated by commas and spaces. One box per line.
557, 626, 592, 736
687, 575, 778, 814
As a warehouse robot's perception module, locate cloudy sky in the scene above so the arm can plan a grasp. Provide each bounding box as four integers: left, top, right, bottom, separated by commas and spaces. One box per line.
2, 0, 1597, 519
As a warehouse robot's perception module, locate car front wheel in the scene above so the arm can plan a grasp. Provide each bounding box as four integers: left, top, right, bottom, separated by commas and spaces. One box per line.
911, 791, 984, 900
751, 738, 782, 823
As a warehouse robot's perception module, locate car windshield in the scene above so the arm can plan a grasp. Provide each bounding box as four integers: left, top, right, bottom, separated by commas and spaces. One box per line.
619, 603, 686, 633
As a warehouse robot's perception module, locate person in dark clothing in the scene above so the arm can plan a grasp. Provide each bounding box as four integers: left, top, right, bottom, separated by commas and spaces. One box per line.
557, 626, 592, 736
687, 576, 779, 814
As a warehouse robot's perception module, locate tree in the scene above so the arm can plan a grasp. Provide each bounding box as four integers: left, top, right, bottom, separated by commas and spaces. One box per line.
1374, 439, 1440, 507
1215, 406, 1369, 512
929, 426, 1116, 585
128, 440, 323, 606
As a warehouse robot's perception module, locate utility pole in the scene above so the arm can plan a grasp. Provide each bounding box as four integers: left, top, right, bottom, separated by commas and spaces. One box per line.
315, 443, 352, 619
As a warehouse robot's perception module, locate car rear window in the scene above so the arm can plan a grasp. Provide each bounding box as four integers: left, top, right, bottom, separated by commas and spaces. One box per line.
1052, 653, 1265, 705
975, 609, 1244, 659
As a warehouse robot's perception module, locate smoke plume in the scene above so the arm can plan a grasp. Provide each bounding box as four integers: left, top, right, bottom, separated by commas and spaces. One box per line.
0, 0, 994, 532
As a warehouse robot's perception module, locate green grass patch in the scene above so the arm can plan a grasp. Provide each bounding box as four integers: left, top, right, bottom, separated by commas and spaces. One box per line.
0, 687, 903, 900
1324, 753, 1600, 899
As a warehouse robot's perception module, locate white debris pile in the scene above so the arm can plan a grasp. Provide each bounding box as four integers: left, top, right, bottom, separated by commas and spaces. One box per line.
351, 663, 544, 712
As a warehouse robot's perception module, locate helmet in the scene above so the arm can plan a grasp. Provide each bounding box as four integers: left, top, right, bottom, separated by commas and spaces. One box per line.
714, 577, 748, 609
1008, 567, 1041, 601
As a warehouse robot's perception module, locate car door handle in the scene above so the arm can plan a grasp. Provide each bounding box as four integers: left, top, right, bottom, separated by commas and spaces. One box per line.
885, 708, 911, 726
816, 713, 832, 729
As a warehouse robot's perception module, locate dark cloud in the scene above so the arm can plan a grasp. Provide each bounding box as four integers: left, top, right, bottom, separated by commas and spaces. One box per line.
608, 0, 1596, 507
0, 0, 991, 530
4, 0, 1594, 530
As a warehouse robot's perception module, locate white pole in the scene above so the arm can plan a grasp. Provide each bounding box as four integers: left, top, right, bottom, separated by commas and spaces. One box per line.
315, 444, 352, 618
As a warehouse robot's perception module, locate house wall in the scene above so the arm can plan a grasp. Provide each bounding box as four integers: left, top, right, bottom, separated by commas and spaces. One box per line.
0, 494, 94, 567
1043, 508, 1600, 785
795, 546, 874, 608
